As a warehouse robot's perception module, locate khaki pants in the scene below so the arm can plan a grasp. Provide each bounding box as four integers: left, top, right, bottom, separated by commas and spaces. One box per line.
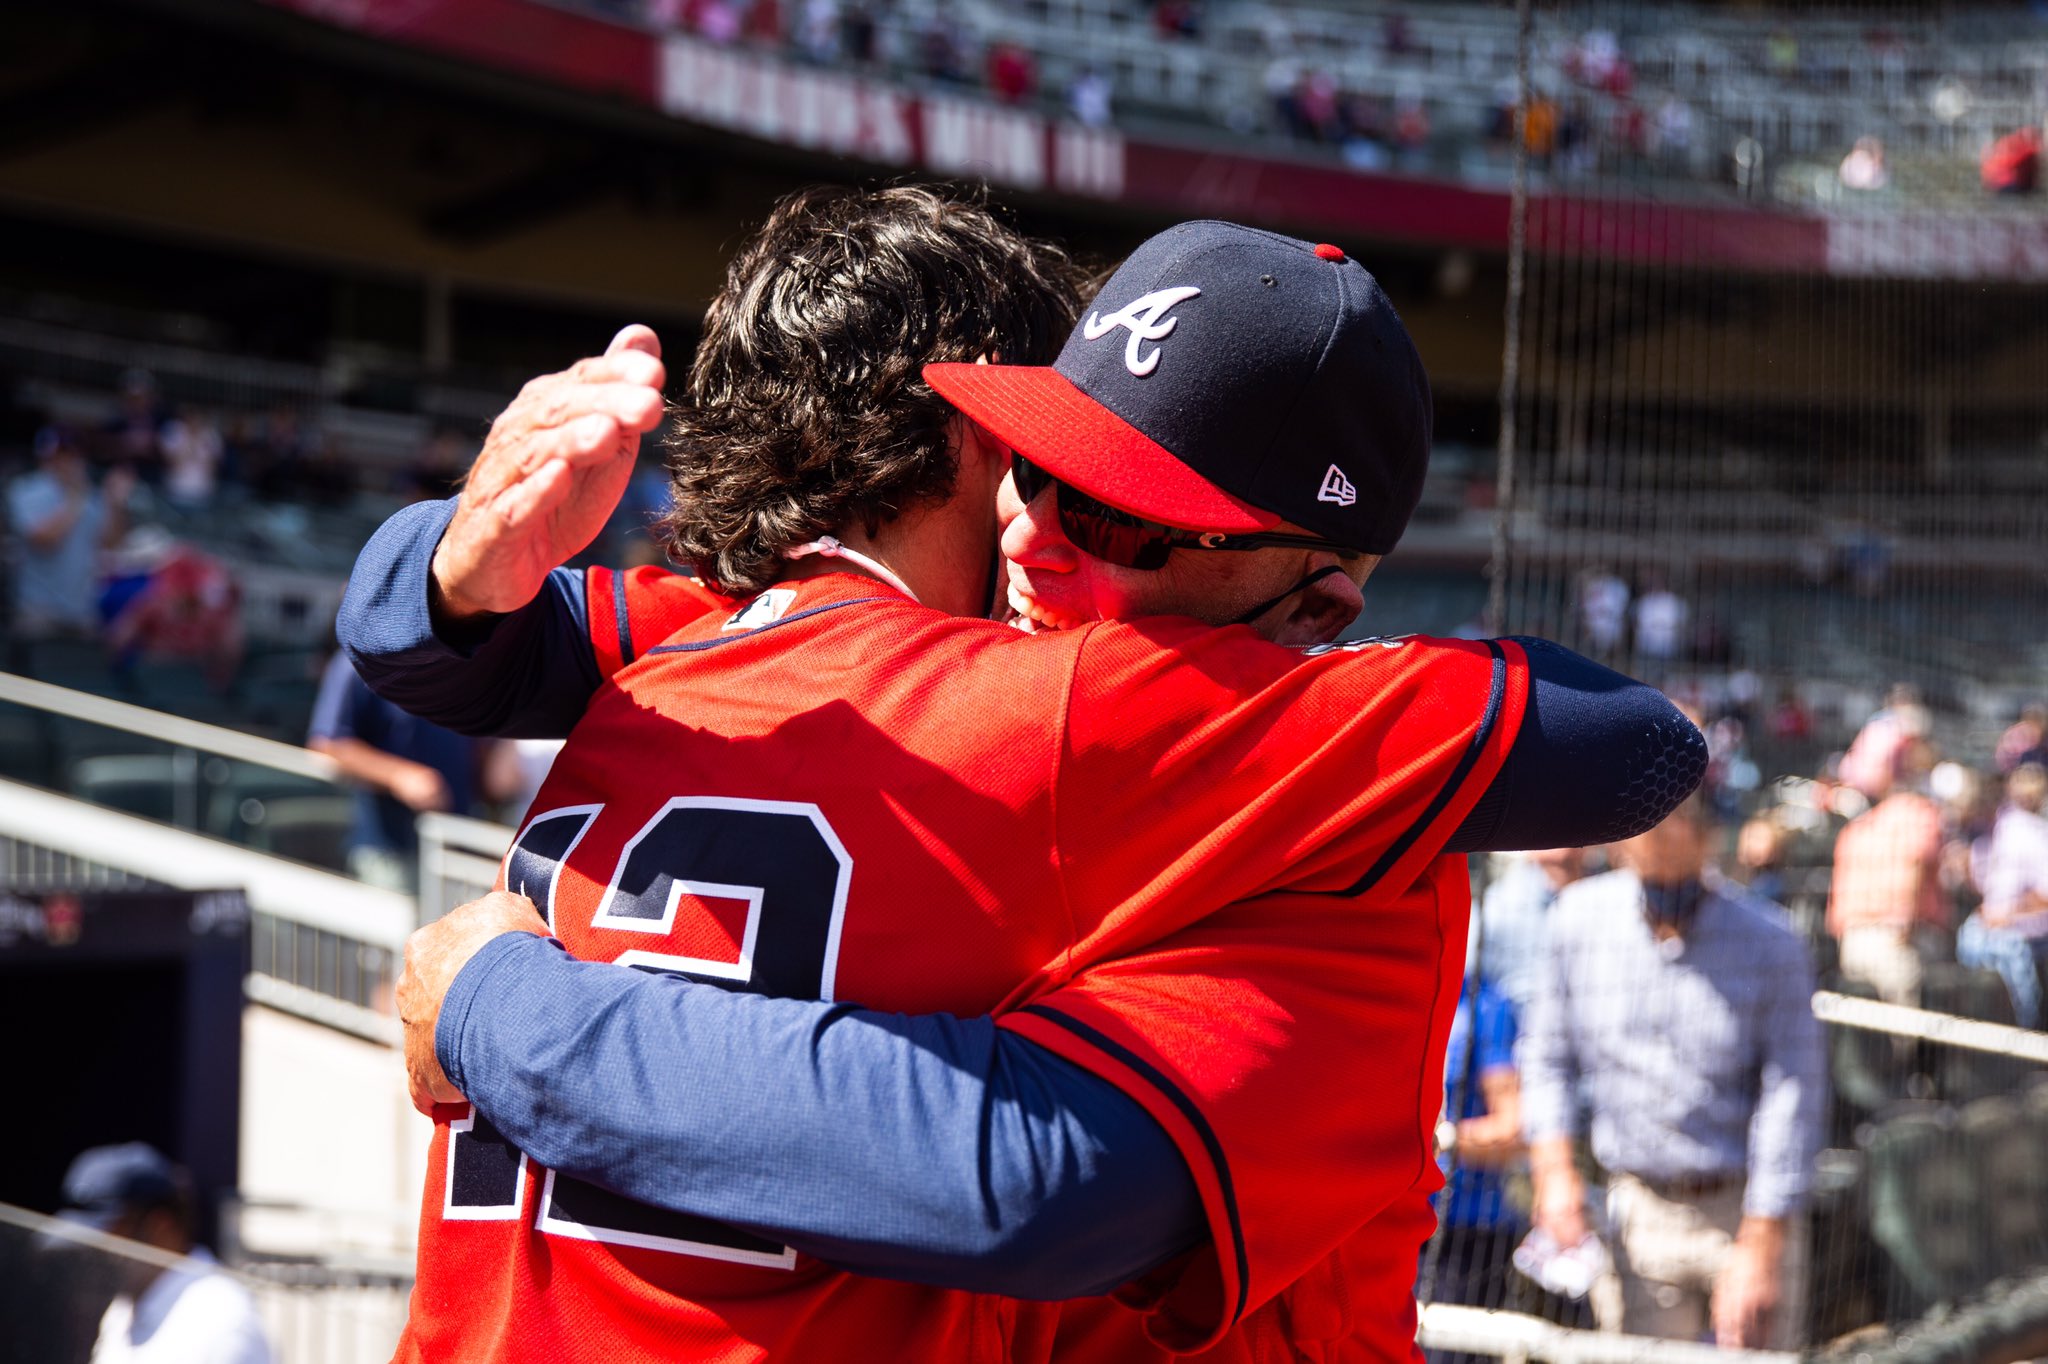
1838, 924, 1922, 1008
1604, 1173, 1808, 1349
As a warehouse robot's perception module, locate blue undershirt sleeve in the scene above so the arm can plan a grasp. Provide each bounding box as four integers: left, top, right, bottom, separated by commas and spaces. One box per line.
336, 498, 600, 738
1444, 637, 1706, 854
437, 931, 1205, 1299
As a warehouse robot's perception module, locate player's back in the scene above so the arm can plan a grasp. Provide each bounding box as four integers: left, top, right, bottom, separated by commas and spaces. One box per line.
397, 569, 1528, 1363
400, 575, 1100, 1364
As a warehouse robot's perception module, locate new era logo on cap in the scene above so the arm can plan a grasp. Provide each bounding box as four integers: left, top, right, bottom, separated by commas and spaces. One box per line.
1318, 464, 1357, 507
1081, 286, 1202, 378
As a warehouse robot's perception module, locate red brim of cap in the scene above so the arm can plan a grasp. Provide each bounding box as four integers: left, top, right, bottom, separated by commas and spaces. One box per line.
924, 362, 1279, 533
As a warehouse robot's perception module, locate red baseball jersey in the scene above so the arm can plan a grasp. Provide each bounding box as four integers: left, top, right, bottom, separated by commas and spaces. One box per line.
396, 568, 1526, 1363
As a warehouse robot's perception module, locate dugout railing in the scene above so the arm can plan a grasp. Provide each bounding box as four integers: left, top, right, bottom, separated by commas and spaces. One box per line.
0, 669, 412, 1039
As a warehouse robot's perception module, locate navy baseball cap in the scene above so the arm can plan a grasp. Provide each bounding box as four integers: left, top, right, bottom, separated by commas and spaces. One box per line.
59, 1143, 182, 1231
925, 220, 1432, 554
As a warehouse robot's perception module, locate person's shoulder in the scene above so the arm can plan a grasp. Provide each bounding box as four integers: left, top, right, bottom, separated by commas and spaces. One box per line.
1710, 884, 1809, 963
1551, 868, 1633, 925
1713, 882, 1795, 932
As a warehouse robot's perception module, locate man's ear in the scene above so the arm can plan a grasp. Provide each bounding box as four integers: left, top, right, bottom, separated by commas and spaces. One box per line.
1269, 561, 1367, 647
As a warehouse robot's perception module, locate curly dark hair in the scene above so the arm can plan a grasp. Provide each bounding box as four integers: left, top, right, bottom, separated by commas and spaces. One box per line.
660, 185, 1087, 592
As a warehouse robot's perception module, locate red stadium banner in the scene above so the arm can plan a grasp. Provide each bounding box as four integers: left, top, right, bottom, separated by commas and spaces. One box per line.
254, 0, 2048, 281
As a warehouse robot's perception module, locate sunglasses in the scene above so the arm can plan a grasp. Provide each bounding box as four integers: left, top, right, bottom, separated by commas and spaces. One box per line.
1010, 453, 1359, 571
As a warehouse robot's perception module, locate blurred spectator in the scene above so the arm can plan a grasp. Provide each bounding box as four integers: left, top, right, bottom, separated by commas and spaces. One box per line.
1632, 576, 1689, 667
1827, 736, 1948, 1007
840, 0, 876, 63
1838, 685, 1927, 800
1838, 136, 1888, 191
796, 0, 841, 63
1429, 977, 1525, 1312
307, 651, 493, 893
1768, 691, 1814, 745
1734, 817, 1790, 906
1382, 11, 1414, 58
1392, 93, 1431, 163
103, 369, 167, 481
1295, 69, 1340, 143
1577, 568, 1627, 656
986, 41, 1037, 106
919, 5, 969, 84
1068, 66, 1112, 129
58, 1143, 273, 1363
1959, 763, 2048, 1026
103, 533, 245, 690
1153, 0, 1200, 41
1983, 122, 2042, 195
1473, 848, 1585, 1016
159, 410, 225, 510
1340, 93, 1390, 171
1996, 703, 2047, 774
487, 737, 566, 821
742, 0, 783, 46
1523, 93, 1559, 167
1522, 797, 1823, 1348
1653, 97, 1695, 172
8, 425, 133, 641
695, 0, 743, 45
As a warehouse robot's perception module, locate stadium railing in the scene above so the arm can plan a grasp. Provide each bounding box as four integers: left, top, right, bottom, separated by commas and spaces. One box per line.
0, 670, 409, 1039
417, 809, 519, 926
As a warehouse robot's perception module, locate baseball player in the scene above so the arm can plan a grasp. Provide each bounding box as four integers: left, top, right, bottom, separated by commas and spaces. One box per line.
345, 197, 1701, 1361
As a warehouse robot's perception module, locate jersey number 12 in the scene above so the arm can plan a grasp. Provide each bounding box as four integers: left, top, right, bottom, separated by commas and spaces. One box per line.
443, 796, 851, 1268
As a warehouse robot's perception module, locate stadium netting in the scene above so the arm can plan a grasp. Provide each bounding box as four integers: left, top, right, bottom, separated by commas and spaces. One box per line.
1427, 0, 2048, 1357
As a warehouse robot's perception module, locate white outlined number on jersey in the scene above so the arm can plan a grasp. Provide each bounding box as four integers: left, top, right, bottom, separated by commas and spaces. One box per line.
442, 797, 852, 1268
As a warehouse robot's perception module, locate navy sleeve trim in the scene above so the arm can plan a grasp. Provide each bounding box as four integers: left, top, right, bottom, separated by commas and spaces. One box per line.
1442, 636, 1706, 853
613, 568, 634, 667
1341, 640, 1508, 896
338, 499, 603, 738
645, 598, 885, 654
1017, 1002, 1251, 1326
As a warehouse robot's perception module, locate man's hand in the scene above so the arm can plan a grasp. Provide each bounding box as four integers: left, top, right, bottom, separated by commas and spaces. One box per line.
1529, 1137, 1591, 1249
387, 761, 452, 813
432, 325, 667, 624
397, 891, 551, 1115
1712, 1217, 1784, 1349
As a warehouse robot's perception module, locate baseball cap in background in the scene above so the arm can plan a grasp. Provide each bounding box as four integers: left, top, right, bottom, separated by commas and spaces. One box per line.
925, 221, 1433, 555
59, 1142, 184, 1231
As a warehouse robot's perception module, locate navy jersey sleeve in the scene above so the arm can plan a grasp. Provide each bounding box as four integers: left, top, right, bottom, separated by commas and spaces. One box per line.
337, 498, 601, 738
1445, 637, 1704, 853
439, 931, 1205, 1299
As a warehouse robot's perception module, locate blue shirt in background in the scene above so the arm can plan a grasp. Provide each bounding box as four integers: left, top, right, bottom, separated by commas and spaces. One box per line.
1439, 979, 1520, 1230
308, 650, 478, 856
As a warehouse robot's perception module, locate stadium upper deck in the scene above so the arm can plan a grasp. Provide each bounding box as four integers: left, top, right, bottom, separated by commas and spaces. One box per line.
240, 0, 2048, 280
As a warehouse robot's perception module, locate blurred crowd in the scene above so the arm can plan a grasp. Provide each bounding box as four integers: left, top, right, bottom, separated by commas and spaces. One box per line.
1425, 680, 2048, 1349
572, 0, 2048, 205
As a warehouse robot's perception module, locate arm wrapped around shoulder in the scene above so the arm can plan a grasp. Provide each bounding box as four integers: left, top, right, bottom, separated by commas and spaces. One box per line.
1446, 637, 1706, 853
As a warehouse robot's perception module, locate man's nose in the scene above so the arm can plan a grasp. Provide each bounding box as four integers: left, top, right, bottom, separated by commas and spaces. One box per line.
1000, 482, 1077, 572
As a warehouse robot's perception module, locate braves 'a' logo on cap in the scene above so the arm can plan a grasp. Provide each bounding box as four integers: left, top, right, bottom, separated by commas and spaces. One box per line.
1318, 464, 1358, 507
1082, 286, 1202, 378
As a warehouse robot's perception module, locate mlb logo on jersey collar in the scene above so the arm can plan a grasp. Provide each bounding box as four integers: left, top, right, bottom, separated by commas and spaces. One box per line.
925, 220, 1433, 558
724, 588, 798, 630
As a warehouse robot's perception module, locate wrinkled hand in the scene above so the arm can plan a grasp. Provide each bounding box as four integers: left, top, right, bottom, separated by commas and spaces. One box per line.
432, 325, 667, 622
397, 891, 550, 1115
1712, 1227, 1783, 1349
